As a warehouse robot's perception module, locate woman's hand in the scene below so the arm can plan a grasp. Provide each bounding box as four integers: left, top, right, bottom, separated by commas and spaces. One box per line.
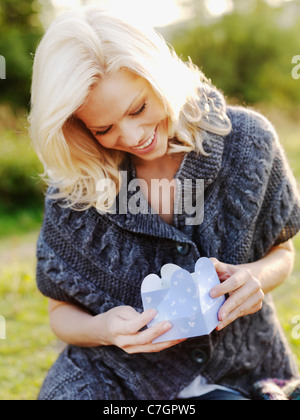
49, 299, 184, 351
209, 258, 265, 331
91, 305, 186, 354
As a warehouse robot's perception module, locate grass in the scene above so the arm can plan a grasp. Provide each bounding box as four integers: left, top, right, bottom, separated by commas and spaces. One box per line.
0, 104, 45, 239
0, 231, 59, 400
0, 205, 44, 239
272, 232, 300, 368
0, 107, 299, 400
257, 106, 300, 368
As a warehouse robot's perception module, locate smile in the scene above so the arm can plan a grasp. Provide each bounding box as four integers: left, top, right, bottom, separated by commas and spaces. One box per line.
132, 129, 156, 151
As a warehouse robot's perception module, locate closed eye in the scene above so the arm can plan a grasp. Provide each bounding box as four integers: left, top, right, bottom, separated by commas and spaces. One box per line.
131, 102, 147, 116
95, 126, 112, 136
94, 102, 147, 136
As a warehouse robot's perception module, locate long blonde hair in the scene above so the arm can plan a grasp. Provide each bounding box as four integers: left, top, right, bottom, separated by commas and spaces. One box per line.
29, 5, 231, 211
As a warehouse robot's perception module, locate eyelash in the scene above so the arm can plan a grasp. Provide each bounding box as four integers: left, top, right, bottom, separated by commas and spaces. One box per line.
95, 102, 147, 137
95, 126, 112, 137
132, 102, 147, 116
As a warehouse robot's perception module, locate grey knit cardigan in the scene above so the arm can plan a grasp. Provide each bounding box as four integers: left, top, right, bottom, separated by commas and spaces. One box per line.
36, 98, 300, 400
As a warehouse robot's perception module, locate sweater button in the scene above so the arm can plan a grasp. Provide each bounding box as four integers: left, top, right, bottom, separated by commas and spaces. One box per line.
191, 349, 209, 365
176, 242, 191, 256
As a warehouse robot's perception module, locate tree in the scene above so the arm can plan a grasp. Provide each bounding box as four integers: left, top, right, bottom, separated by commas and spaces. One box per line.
170, 0, 300, 108
0, 0, 45, 110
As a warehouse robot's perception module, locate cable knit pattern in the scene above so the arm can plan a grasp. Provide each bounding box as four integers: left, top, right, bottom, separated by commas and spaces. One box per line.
36, 96, 300, 400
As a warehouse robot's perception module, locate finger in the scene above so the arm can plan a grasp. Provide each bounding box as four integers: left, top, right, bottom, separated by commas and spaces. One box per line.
210, 258, 236, 281
121, 308, 157, 335
210, 271, 246, 298
217, 278, 261, 321
124, 338, 187, 355
217, 291, 264, 330
120, 320, 173, 348
137, 320, 173, 345
143, 338, 187, 353
247, 302, 264, 315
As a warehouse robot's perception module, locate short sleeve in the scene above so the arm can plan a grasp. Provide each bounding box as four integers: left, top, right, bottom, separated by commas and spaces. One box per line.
252, 118, 300, 257
36, 232, 80, 305
35, 194, 126, 315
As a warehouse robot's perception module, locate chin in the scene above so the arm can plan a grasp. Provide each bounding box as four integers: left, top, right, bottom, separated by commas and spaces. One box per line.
144, 141, 168, 161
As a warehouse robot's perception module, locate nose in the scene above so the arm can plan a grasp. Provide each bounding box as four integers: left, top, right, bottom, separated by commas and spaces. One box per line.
118, 120, 144, 148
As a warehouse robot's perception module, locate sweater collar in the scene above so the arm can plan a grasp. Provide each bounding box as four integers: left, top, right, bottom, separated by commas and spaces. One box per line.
95, 83, 228, 239
94, 128, 225, 241
174, 130, 225, 189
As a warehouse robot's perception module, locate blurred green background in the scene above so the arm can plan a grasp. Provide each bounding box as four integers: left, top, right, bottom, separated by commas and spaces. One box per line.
0, 0, 299, 400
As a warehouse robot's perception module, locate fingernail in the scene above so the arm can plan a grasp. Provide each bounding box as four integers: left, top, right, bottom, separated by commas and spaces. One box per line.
217, 323, 224, 331
210, 290, 217, 298
163, 321, 172, 329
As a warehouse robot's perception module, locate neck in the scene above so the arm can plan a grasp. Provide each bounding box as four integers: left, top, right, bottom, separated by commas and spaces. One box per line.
132, 152, 185, 180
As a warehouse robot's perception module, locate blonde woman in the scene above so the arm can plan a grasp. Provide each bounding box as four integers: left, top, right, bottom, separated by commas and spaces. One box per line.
30, 6, 300, 400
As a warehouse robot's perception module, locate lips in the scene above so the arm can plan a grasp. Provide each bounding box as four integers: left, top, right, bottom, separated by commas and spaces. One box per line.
132, 128, 157, 151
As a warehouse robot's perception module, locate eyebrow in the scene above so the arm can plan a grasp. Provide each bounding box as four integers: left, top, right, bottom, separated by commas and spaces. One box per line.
89, 88, 144, 130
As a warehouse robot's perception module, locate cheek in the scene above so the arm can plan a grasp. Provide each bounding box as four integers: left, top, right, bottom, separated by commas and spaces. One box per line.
152, 106, 168, 127
95, 135, 117, 150
158, 116, 169, 136
149, 96, 168, 121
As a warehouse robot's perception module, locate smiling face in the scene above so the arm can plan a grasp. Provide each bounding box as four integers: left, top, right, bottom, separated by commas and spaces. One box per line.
76, 70, 169, 165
